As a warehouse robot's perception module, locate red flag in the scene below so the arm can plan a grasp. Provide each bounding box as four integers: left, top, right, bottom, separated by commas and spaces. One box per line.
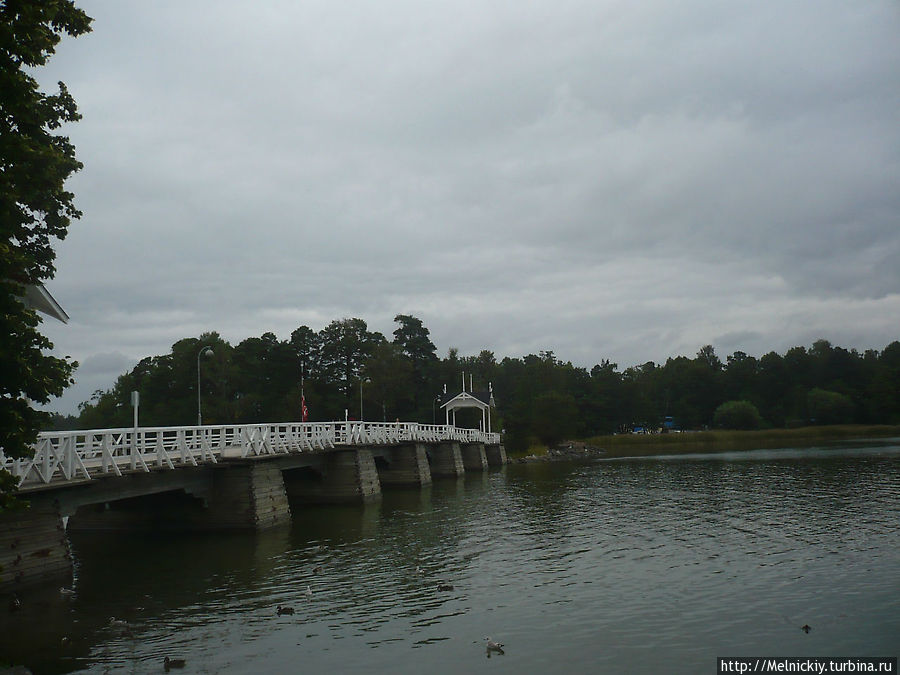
301, 395, 309, 422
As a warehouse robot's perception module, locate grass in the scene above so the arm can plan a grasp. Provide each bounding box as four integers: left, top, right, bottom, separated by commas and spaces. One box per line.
585, 424, 900, 458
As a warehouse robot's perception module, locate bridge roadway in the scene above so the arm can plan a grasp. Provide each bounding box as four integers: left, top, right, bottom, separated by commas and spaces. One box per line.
0, 421, 505, 593
3, 421, 500, 489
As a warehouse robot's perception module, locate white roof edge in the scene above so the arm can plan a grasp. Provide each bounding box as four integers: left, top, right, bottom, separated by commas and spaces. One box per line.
23, 284, 70, 323
440, 391, 490, 409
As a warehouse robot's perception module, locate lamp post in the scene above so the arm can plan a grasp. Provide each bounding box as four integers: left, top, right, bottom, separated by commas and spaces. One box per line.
197, 345, 214, 426
358, 376, 373, 421
433, 394, 442, 424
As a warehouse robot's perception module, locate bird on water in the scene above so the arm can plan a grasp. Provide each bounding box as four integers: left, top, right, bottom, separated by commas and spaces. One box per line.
485, 637, 505, 656
277, 605, 295, 616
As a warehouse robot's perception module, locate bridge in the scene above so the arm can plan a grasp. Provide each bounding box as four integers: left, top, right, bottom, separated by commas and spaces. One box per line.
0, 421, 505, 593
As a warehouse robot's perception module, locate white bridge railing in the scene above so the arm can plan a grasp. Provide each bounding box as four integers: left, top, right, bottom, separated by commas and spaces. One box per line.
0, 422, 501, 488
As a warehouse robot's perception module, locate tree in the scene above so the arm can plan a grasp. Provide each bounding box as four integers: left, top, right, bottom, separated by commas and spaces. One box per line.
392, 314, 437, 366
586, 360, 622, 435
1, 1, 92, 510
659, 356, 722, 429
620, 361, 659, 430
783, 346, 812, 387
74, 333, 236, 428
232, 332, 296, 422
290, 325, 319, 377
713, 400, 763, 430
724, 351, 759, 402
696, 345, 723, 371
392, 314, 438, 418
806, 388, 854, 425
867, 342, 900, 423
531, 391, 579, 446
364, 343, 414, 421
754, 351, 788, 426
318, 318, 385, 404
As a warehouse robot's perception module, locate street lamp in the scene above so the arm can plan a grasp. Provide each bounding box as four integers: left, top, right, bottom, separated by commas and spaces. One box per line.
358, 376, 373, 421
197, 346, 214, 426
433, 394, 442, 424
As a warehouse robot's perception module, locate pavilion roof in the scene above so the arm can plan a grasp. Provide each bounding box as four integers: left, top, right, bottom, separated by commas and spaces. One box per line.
439, 390, 495, 410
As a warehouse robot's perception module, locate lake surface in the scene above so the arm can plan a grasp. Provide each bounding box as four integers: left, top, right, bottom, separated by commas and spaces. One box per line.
3, 443, 899, 674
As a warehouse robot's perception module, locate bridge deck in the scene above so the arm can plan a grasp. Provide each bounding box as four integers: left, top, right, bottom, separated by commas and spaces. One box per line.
1, 422, 500, 490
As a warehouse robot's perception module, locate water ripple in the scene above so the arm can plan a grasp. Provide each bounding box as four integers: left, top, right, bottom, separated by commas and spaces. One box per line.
4, 445, 898, 674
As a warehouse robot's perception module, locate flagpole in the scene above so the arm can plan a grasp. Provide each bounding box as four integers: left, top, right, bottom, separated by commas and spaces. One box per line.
301, 360, 307, 423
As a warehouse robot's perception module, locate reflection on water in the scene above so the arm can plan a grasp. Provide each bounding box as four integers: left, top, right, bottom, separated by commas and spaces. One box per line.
2, 444, 898, 674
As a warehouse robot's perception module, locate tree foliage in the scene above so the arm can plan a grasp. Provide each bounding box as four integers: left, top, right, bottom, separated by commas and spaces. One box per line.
1, 0, 91, 510
806, 388, 854, 425
62, 317, 900, 456
530, 391, 580, 446
392, 313, 438, 418
713, 400, 763, 430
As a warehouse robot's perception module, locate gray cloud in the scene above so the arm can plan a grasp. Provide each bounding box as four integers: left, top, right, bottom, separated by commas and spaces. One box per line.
35, 0, 900, 414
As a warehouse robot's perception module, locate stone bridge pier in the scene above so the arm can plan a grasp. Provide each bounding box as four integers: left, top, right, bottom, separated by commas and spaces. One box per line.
282, 449, 381, 505
461, 442, 488, 471
206, 463, 292, 529
0, 496, 71, 591
427, 441, 465, 478
60, 463, 292, 533
485, 443, 508, 467
371, 443, 432, 488
1, 440, 507, 592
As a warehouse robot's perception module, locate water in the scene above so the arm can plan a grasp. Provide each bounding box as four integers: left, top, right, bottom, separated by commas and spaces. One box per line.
3, 443, 899, 674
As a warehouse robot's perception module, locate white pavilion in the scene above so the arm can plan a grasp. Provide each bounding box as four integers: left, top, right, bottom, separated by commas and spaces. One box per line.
439, 373, 496, 433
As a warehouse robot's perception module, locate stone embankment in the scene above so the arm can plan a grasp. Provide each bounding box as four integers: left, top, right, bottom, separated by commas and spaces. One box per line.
515, 441, 606, 463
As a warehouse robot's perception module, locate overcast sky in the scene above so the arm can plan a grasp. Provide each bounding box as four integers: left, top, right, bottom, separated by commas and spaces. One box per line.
35, 0, 900, 415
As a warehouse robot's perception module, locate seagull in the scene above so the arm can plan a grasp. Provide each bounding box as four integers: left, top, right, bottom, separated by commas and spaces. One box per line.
485, 637, 505, 656
164, 656, 186, 671
277, 605, 295, 615
415, 566, 424, 576
305, 585, 313, 597
59, 587, 75, 597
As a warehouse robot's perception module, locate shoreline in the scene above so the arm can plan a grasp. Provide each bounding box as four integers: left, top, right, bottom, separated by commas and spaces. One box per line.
512, 424, 900, 463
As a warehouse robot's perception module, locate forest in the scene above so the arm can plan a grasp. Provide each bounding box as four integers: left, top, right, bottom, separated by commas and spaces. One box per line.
54, 315, 900, 453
